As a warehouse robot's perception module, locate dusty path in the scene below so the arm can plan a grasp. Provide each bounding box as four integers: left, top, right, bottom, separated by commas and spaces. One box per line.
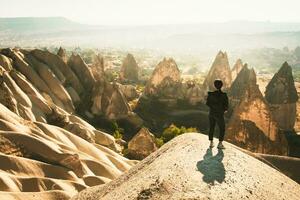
73, 133, 300, 200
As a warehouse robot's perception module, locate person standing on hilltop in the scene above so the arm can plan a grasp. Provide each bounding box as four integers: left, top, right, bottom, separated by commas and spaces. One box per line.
206, 80, 228, 149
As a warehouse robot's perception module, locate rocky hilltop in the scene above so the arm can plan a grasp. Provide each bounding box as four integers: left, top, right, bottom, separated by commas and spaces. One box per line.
226, 67, 288, 155
265, 62, 299, 131
73, 133, 300, 200
203, 51, 232, 91
120, 53, 139, 82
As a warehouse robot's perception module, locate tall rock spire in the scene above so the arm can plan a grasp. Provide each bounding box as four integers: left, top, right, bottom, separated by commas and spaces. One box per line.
231, 59, 243, 81
226, 65, 288, 155
265, 62, 298, 131
120, 53, 139, 82
203, 51, 232, 91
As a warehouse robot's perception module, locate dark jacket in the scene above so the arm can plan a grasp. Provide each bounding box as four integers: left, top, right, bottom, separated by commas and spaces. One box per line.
206, 90, 228, 115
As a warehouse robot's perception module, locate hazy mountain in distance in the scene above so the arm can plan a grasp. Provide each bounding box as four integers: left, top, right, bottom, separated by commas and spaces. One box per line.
1, 17, 300, 52
0, 17, 90, 33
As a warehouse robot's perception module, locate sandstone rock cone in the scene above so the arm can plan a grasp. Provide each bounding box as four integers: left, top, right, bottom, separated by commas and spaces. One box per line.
68, 54, 96, 90
144, 58, 181, 97
120, 53, 139, 82
72, 133, 300, 200
91, 54, 105, 81
228, 64, 256, 109
203, 51, 232, 91
265, 62, 299, 131
127, 127, 158, 159
231, 58, 243, 81
226, 79, 288, 155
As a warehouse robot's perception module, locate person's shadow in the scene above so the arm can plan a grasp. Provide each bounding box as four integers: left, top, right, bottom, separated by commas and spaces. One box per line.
196, 148, 225, 184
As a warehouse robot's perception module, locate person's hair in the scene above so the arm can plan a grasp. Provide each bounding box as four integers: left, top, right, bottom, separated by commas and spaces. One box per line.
214, 79, 223, 89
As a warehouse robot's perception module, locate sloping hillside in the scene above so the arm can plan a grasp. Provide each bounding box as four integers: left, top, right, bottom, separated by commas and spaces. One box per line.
73, 133, 300, 200
0, 47, 138, 200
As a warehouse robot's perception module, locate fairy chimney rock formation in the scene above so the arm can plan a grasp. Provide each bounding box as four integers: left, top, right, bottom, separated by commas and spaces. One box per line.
91, 54, 105, 80
203, 51, 232, 91
144, 58, 181, 96
67, 54, 96, 90
228, 64, 256, 108
120, 53, 139, 82
265, 62, 299, 131
231, 59, 243, 81
226, 73, 288, 155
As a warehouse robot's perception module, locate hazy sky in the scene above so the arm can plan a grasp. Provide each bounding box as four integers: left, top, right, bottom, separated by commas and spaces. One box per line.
1, 0, 300, 25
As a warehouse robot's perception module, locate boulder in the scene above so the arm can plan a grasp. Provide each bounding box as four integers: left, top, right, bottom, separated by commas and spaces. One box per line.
127, 127, 158, 159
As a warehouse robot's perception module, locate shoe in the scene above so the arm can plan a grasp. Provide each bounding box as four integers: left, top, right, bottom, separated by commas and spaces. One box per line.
209, 141, 214, 148
217, 142, 225, 149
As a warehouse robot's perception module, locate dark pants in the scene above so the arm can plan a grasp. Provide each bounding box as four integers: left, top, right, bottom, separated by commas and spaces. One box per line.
208, 114, 225, 141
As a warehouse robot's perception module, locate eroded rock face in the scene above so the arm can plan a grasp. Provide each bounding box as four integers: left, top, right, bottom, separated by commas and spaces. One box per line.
91, 54, 105, 81
231, 59, 243, 81
91, 81, 130, 119
145, 58, 180, 95
203, 51, 232, 91
183, 81, 205, 105
127, 127, 158, 159
118, 84, 139, 101
228, 64, 256, 109
120, 53, 139, 82
0, 54, 13, 71
144, 58, 181, 97
68, 54, 96, 90
265, 62, 298, 131
141, 58, 205, 107
226, 80, 288, 155
0, 103, 135, 199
